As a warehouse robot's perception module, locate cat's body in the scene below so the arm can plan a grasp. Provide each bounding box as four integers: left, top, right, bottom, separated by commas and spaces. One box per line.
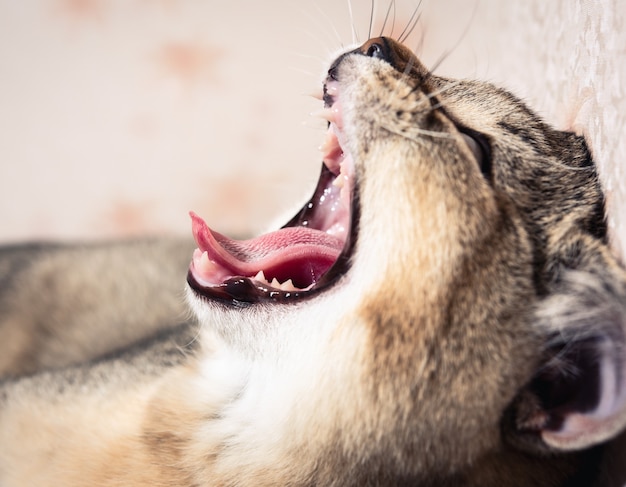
1, 37, 625, 486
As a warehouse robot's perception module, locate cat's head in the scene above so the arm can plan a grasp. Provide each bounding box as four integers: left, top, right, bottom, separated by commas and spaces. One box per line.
186, 37, 626, 484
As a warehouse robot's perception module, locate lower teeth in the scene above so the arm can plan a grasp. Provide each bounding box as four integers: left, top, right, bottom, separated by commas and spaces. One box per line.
253, 270, 300, 292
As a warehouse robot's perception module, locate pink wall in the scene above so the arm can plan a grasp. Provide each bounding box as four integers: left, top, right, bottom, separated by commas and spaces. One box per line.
1, 0, 624, 260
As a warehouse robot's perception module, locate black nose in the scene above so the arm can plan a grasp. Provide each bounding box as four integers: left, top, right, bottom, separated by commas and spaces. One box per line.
365, 43, 384, 59
326, 37, 426, 88
327, 37, 395, 81
360, 38, 391, 62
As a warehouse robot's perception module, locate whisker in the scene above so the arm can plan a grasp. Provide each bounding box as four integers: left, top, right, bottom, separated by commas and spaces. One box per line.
379, 0, 394, 37
406, 23, 426, 75
536, 157, 596, 172
548, 162, 595, 172
427, 50, 453, 78
397, 0, 423, 44
399, 14, 421, 45
426, 101, 444, 112
288, 50, 327, 64
427, 0, 478, 75
398, 77, 459, 113
306, 3, 345, 50
396, 50, 418, 91
426, 80, 463, 100
180, 300, 204, 350
368, 0, 375, 40
389, 0, 397, 38
287, 66, 320, 79
395, 15, 426, 87
383, 125, 454, 141
347, 0, 360, 44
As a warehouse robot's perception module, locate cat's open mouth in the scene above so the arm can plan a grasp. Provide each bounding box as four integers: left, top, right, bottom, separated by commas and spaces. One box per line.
187, 81, 356, 304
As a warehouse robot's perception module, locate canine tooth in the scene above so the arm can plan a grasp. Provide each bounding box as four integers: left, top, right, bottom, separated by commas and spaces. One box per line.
308, 88, 324, 100
332, 174, 346, 188
254, 270, 267, 282
311, 108, 336, 123
320, 129, 339, 153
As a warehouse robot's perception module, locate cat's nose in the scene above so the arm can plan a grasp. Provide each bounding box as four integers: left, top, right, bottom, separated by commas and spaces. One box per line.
328, 37, 393, 81
359, 37, 392, 63
355, 37, 428, 82
327, 37, 425, 83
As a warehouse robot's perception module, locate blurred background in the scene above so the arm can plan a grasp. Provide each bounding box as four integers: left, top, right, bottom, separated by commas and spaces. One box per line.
1, 0, 624, 258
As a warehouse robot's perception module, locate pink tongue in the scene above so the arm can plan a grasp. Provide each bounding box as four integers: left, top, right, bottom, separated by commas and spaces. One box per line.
190, 212, 344, 289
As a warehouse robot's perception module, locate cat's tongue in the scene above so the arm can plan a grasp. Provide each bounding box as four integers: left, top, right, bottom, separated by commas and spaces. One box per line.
190, 212, 344, 290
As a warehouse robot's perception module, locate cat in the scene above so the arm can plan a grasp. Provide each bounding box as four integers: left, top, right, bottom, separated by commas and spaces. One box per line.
1, 36, 625, 486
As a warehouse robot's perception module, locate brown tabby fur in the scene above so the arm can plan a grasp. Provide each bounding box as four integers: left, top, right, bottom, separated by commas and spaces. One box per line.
1, 37, 625, 486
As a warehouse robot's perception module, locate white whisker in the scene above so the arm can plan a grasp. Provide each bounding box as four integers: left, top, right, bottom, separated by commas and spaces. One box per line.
426, 80, 463, 100
383, 125, 454, 141
428, 0, 478, 75
398, 0, 423, 44
305, 3, 345, 49
287, 66, 320, 79
347, 0, 360, 44
368, 0, 375, 40
379, 0, 394, 37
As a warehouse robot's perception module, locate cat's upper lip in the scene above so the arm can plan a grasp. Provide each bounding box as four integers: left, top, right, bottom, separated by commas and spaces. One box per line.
187, 82, 357, 305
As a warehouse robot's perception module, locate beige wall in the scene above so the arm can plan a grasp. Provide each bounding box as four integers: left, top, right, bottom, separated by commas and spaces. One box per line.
1, 0, 624, 259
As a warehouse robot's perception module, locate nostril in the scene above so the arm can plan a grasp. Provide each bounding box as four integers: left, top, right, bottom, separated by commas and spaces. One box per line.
360, 38, 394, 64
366, 43, 385, 60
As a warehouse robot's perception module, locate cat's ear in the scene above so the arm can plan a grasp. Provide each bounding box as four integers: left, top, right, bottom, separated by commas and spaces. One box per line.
507, 270, 626, 452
